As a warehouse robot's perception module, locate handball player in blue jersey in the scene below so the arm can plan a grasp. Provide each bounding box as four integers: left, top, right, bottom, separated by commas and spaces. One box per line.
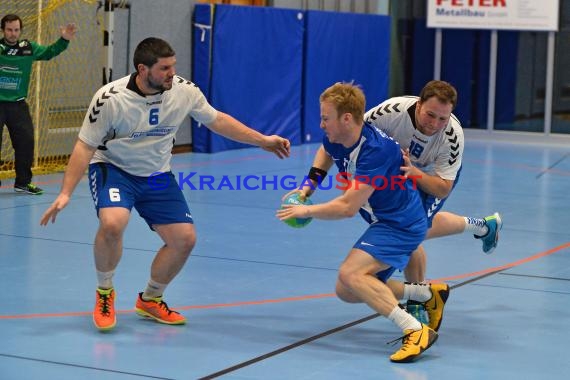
277, 82, 448, 363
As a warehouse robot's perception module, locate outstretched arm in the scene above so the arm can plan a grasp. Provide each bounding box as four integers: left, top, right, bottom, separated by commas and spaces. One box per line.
60, 23, 78, 41
206, 112, 290, 159
33, 23, 77, 60
40, 139, 97, 225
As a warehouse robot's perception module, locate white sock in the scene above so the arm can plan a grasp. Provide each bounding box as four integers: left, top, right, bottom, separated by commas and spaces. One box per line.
403, 282, 432, 302
96, 270, 115, 289
387, 305, 422, 331
464, 217, 489, 236
142, 279, 167, 300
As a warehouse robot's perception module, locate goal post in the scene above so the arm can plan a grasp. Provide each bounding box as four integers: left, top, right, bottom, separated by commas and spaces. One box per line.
0, 0, 103, 180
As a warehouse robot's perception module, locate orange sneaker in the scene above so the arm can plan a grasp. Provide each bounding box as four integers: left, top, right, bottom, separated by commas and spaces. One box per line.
135, 292, 186, 325
93, 288, 116, 331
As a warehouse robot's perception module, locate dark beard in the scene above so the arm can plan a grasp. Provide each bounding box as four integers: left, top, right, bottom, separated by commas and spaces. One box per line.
146, 75, 172, 93
146, 78, 166, 92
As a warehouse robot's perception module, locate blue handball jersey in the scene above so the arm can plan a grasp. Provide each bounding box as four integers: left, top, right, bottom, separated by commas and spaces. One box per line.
323, 123, 426, 230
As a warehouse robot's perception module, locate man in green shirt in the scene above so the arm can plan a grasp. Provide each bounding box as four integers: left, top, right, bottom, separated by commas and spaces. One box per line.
0, 14, 77, 194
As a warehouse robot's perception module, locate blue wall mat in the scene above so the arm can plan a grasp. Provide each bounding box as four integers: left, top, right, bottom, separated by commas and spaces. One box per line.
192, 4, 213, 153
303, 11, 391, 144
208, 5, 304, 153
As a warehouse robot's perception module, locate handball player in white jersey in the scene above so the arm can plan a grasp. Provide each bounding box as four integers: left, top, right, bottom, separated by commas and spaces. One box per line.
40, 37, 290, 331
364, 80, 502, 321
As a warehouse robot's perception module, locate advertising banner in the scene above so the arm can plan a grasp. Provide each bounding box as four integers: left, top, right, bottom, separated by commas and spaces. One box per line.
427, 0, 559, 31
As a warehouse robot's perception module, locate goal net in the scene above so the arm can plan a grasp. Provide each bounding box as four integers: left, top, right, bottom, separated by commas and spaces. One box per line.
1, 0, 102, 181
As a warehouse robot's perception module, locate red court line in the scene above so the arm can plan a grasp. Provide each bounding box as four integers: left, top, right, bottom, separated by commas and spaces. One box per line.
435, 241, 570, 282
175, 293, 335, 311
0, 294, 334, 320
1, 242, 569, 321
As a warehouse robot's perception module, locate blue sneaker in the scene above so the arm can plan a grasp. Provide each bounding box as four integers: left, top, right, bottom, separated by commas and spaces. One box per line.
406, 301, 428, 325
476, 212, 502, 254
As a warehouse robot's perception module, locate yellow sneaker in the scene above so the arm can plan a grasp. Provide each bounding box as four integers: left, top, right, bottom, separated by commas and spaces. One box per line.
93, 288, 116, 331
135, 292, 186, 325
424, 283, 450, 332
389, 324, 438, 363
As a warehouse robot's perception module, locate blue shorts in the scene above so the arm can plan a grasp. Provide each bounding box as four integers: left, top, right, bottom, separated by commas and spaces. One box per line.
419, 165, 462, 228
355, 219, 427, 283
88, 163, 193, 229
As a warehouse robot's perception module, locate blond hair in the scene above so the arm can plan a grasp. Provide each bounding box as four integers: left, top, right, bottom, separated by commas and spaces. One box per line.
319, 82, 366, 123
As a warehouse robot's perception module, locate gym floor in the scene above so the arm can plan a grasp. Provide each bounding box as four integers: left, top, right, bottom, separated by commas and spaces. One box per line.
1, 132, 569, 379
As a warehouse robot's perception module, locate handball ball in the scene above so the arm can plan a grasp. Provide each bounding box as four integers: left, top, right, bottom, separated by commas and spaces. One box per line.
282, 193, 313, 228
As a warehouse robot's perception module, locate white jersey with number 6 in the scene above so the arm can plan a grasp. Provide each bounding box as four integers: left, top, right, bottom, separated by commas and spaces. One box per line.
79, 74, 218, 177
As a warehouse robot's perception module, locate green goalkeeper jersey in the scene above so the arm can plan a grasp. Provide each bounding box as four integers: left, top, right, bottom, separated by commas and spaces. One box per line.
0, 37, 69, 102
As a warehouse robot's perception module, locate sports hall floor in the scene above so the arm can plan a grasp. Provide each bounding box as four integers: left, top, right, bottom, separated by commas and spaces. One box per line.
1, 132, 569, 379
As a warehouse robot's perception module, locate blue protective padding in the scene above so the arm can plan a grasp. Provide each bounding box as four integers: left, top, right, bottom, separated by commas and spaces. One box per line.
302, 10, 391, 143
208, 5, 304, 153
192, 4, 214, 153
